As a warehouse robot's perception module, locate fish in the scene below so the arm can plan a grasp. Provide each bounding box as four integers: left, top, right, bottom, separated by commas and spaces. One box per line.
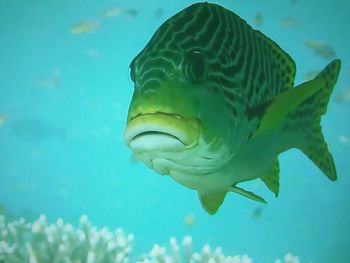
36, 70, 60, 88
0, 113, 8, 126
253, 13, 263, 27
71, 20, 99, 34
279, 17, 299, 28
334, 88, 350, 104
339, 135, 350, 146
123, 3, 341, 214
155, 8, 165, 18
305, 40, 336, 60
251, 206, 263, 220
101, 7, 123, 18
184, 214, 195, 227
124, 8, 138, 18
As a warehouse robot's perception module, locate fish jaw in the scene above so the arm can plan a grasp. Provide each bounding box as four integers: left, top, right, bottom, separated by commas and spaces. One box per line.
124, 112, 201, 152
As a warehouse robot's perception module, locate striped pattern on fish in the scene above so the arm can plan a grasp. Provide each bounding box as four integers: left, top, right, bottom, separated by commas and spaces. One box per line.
124, 2, 341, 214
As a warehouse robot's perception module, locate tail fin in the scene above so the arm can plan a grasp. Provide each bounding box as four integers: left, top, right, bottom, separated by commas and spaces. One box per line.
286, 59, 341, 181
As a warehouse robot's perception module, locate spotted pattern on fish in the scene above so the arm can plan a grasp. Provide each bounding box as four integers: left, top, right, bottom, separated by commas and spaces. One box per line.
130, 3, 296, 123
282, 60, 340, 180
125, 2, 341, 214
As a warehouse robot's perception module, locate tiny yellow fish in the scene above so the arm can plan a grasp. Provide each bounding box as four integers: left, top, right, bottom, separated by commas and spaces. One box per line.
305, 40, 336, 60
184, 214, 195, 227
36, 70, 60, 88
102, 7, 123, 18
253, 13, 263, 27
339, 135, 350, 146
279, 17, 299, 28
335, 88, 350, 104
0, 113, 8, 126
71, 21, 99, 34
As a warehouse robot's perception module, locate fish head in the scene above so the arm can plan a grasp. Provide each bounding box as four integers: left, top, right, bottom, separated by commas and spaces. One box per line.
124, 47, 236, 175
123, 3, 248, 184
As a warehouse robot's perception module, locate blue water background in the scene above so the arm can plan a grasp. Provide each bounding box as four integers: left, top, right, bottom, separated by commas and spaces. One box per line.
1, 0, 350, 262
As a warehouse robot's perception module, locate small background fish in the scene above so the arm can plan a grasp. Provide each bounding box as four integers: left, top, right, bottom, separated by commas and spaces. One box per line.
0, 113, 8, 126
305, 40, 336, 60
335, 88, 350, 104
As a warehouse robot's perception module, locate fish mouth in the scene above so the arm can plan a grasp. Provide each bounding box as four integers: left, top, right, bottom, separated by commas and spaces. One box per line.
124, 113, 201, 152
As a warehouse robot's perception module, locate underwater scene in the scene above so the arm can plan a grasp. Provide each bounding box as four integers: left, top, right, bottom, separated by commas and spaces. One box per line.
1, 0, 350, 262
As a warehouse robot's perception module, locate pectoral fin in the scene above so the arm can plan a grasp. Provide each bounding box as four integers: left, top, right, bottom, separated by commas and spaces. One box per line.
230, 185, 267, 204
250, 76, 324, 139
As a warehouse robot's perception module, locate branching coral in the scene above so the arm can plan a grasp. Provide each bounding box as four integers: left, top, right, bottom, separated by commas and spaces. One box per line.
0, 213, 306, 263
0, 214, 133, 263
137, 236, 253, 263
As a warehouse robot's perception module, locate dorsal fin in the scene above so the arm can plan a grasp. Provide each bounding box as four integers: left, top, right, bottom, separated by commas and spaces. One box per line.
254, 28, 296, 91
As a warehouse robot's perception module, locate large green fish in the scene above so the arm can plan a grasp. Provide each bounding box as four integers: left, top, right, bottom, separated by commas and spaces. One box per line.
124, 2, 341, 214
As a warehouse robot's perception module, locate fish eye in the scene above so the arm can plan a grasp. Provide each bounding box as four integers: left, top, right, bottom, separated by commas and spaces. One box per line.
183, 50, 208, 84
129, 59, 136, 82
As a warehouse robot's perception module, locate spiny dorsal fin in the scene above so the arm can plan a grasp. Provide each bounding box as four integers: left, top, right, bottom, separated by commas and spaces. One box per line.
254, 28, 296, 91
260, 159, 280, 197
230, 185, 267, 204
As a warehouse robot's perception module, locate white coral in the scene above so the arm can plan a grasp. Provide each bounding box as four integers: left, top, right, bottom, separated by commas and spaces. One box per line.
0, 213, 308, 263
137, 236, 253, 263
0, 213, 132, 263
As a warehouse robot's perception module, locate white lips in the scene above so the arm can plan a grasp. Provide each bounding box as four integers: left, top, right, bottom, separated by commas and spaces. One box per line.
129, 132, 185, 152
124, 113, 201, 152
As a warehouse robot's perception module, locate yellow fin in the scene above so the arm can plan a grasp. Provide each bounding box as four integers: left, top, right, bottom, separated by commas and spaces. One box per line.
260, 159, 280, 197
286, 60, 340, 181
251, 76, 323, 139
252, 60, 340, 181
230, 185, 267, 204
198, 191, 226, 215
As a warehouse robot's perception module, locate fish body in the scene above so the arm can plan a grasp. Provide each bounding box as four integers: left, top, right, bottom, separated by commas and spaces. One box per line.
305, 40, 336, 60
0, 113, 8, 126
102, 7, 123, 18
335, 88, 350, 104
124, 3, 341, 214
71, 21, 99, 34
279, 17, 299, 28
